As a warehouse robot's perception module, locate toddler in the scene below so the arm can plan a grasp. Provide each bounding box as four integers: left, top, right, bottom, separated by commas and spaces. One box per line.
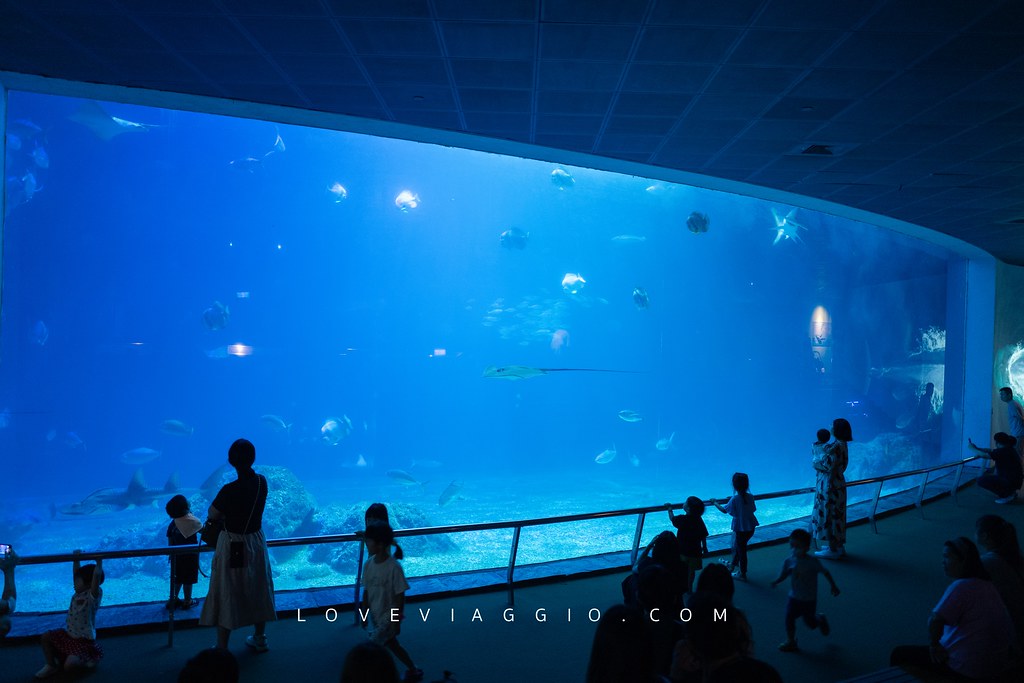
713, 472, 759, 580
666, 496, 709, 593
771, 528, 840, 652
166, 494, 203, 609
36, 552, 104, 678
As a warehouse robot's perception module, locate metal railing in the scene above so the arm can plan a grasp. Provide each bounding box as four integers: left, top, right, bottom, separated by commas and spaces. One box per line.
15, 454, 986, 625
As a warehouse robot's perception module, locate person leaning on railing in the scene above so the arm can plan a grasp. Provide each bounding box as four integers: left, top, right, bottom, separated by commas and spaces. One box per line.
0, 547, 17, 638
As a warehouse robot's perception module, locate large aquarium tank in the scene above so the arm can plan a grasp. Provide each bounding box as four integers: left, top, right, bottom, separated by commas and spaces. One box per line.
3, 91, 967, 611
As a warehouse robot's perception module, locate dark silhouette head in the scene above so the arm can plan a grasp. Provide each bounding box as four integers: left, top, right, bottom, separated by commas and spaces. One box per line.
695, 563, 735, 603
227, 438, 256, 469
789, 528, 812, 551
685, 591, 752, 666
832, 418, 853, 442
976, 514, 1024, 574
685, 496, 705, 516
943, 537, 987, 580
364, 520, 403, 560
731, 472, 750, 495
585, 604, 657, 683
339, 641, 399, 683
816, 428, 831, 443
364, 503, 390, 525
165, 494, 190, 519
994, 432, 1017, 448
178, 647, 239, 683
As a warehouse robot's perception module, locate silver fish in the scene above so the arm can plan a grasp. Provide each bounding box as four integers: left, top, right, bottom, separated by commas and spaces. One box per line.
618, 410, 643, 423
160, 420, 193, 436
595, 446, 617, 464
438, 480, 464, 507
386, 469, 423, 486
121, 447, 161, 465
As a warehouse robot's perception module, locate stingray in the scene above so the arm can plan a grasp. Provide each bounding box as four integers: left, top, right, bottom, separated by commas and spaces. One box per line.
68, 101, 156, 141
482, 365, 637, 380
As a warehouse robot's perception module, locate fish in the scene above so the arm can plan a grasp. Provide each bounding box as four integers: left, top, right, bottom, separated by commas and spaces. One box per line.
595, 446, 617, 464
21, 172, 41, 201
229, 156, 263, 172
120, 447, 161, 465
562, 273, 586, 294
30, 320, 49, 346
612, 234, 647, 243
270, 130, 285, 154
482, 365, 638, 380
771, 208, 805, 245
63, 432, 85, 450
395, 190, 419, 212
30, 144, 49, 169
686, 212, 710, 234
618, 410, 643, 423
551, 168, 575, 189
438, 480, 464, 507
386, 469, 423, 486
655, 432, 676, 451
629, 452, 640, 467
632, 287, 649, 310
160, 420, 193, 436
321, 415, 352, 445
261, 414, 291, 432
58, 469, 178, 516
68, 101, 155, 141
328, 182, 348, 202
202, 301, 230, 331
500, 227, 529, 249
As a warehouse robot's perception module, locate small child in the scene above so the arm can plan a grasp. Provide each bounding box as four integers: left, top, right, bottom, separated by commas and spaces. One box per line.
666, 496, 709, 593
771, 529, 840, 652
713, 472, 759, 580
811, 428, 831, 473
360, 521, 422, 683
165, 494, 203, 609
37, 552, 104, 678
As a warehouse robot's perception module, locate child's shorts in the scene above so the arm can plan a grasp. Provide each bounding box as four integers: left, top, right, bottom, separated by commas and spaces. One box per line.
46, 628, 103, 664
681, 554, 703, 571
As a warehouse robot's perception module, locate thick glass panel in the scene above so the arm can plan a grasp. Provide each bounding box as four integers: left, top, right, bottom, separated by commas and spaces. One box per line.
2, 91, 966, 610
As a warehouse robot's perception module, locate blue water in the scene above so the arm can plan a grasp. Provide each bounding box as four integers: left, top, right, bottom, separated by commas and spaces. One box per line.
2, 91, 958, 611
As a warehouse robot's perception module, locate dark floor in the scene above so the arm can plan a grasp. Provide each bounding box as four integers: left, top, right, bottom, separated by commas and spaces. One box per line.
1, 480, 1020, 683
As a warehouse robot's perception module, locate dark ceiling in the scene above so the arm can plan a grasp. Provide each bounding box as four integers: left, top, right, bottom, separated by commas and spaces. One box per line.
2, 0, 1023, 262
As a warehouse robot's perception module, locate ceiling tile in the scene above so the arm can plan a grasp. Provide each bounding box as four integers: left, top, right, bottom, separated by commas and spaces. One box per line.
537, 90, 613, 115
361, 56, 450, 86
433, 0, 537, 21
536, 114, 603, 136
463, 111, 532, 131
219, 0, 326, 16
762, 97, 853, 121
198, 53, 286, 84
236, 15, 347, 53
458, 88, 532, 112
270, 53, 365, 84
538, 60, 623, 91
728, 29, 840, 66
341, 19, 441, 56
918, 33, 1024, 71
605, 116, 677, 135
621, 63, 714, 93
540, 24, 637, 61
449, 59, 533, 88
542, 0, 648, 24
390, 109, 463, 129
649, 0, 762, 27
443, 22, 535, 59
300, 85, 384, 114
634, 26, 740, 63
756, 1, 873, 30
143, 14, 255, 54
703, 66, 803, 94
597, 133, 663, 154
378, 84, 456, 110
685, 94, 776, 120
325, 0, 431, 20
613, 92, 691, 116
787, 68, 893, 100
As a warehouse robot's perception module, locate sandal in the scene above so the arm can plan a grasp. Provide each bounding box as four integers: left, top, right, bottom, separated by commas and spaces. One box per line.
180, 599, 198, 609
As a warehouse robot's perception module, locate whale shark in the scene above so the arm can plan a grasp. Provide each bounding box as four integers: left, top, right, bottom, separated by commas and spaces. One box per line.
482, 365, 637, 380
58, 469, 178, 516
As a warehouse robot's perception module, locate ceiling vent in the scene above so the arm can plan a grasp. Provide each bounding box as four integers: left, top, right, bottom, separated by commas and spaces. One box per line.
802, 144, 834, 155
788, 142, 856, 157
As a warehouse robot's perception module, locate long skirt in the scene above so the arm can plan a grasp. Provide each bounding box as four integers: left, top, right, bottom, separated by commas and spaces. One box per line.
811, 477, 847, 548
199, 529, 277, 630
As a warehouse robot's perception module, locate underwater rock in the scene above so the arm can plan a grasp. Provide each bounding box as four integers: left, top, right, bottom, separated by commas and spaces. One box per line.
94, 522, 169, 579
188, 465, 317, 542
846, 433, 925, 481
309, 502, 458, 573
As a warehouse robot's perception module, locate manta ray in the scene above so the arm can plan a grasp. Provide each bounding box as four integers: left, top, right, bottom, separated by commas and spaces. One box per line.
68, 101, 156, 141
771, 208, 806, 245
482, 365, 637, 380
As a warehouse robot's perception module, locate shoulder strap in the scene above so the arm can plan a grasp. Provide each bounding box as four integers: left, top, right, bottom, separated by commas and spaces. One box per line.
242, 475, 261, 534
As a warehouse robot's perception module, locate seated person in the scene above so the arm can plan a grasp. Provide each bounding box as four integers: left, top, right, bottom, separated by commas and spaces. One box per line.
890, 537, 1014, 680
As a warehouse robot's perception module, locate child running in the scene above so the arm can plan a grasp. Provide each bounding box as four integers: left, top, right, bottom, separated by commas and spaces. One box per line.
360, 521, 422, 683
36, 552, 104, 678
165, 494, 203, 609
713, 472, 759, 581
771, 529, 841, 652
666, 496, 709, 593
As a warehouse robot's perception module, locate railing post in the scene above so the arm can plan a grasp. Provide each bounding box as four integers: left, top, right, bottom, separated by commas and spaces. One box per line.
952, 461, 965, 505
630, 512, 646, 566
916, 471, 930, 516
870, 481, 883, 534
507, 526, 522, 606
353, 541, 365, 625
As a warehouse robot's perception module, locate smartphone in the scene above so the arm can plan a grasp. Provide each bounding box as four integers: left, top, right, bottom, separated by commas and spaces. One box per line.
0, 544, 10, 557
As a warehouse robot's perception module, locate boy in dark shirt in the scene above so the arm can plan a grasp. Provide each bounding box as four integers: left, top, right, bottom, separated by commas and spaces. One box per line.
666, 496, 709, 593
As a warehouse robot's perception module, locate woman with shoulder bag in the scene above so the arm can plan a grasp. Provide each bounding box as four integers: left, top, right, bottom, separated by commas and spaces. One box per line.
199, 438, 276, 651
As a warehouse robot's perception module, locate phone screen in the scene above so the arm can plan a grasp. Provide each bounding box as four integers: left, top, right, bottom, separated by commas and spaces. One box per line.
0, 544, 10, 556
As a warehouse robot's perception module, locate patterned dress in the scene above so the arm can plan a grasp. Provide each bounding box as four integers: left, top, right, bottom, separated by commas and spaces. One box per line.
811, 440, 848, 548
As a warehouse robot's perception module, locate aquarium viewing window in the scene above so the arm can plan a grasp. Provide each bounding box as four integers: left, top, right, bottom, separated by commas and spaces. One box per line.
2, 90, 971, 610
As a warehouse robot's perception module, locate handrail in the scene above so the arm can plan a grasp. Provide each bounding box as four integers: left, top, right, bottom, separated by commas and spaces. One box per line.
15, 455, 986, 568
